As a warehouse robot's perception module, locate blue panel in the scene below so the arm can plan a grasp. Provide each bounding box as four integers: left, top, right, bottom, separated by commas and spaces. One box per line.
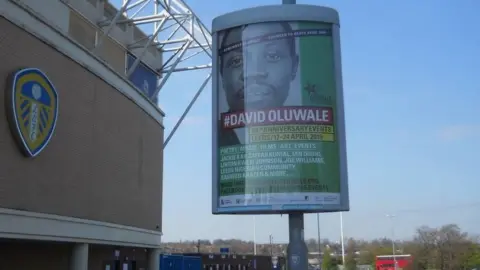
161, 255, 184, 270
173, 255, 183, 270
160, 255, 173, 270
220, 247, 229, 253
183, 256, 202, 270
126, 53, 158, 102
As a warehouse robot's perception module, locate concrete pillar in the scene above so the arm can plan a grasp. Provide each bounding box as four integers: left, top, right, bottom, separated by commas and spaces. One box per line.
147, 248, 161, 270
70, 243, 89, 270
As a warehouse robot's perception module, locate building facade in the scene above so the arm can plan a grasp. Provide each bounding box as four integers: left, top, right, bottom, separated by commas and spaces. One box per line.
0, 0, 164, 269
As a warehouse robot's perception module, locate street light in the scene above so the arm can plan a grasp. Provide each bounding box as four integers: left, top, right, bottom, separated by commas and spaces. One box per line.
340, 212, 345, 265
253, 216, 257, 255
316, 213, 321, 263
386, 214, 397, 270
269, 234, 274, 257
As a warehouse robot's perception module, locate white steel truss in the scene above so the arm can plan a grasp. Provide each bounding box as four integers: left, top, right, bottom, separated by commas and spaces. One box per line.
104, 0, 213, 148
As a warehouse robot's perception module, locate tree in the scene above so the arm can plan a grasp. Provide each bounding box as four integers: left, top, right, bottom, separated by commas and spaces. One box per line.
411, 224, 473, 270
357, 250, 374, 266
359, 241, 393, 269
344, 252, 357, 270
198, 239, 211, 245
322, 247, 338, 270
260, 245, 270, 255
343, 238, 357, 270
306, 238, 318, 252
461, 241, 480, 269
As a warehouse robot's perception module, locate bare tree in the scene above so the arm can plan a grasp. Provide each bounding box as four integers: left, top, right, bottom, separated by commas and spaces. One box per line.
412, 224, 471, 270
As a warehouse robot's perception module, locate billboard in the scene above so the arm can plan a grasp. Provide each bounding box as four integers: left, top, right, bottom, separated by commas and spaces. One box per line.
126, 53, 158, 103
212, 20, 348, 214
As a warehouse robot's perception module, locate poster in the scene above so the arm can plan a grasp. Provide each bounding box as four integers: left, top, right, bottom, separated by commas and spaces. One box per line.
213, 21, 347, 213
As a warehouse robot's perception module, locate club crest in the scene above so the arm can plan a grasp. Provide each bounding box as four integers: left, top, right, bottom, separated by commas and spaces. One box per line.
5, 68, 59, 157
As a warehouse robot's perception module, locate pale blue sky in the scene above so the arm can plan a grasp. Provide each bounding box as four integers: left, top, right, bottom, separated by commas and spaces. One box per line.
114, 0, 480, 243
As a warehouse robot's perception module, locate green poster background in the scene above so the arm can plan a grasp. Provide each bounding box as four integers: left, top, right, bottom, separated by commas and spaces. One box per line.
297, 22, 341, 194
217, 22, 341, 198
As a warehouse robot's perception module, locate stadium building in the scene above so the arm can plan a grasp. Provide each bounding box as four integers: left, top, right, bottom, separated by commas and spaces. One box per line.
0, 0, 165, 269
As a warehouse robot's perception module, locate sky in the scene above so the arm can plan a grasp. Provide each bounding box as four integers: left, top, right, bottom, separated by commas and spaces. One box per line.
113, 0, 480, 244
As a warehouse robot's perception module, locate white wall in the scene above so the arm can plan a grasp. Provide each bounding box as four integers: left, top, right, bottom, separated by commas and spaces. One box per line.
18, 0, 70, 32
17, 0, 163, 73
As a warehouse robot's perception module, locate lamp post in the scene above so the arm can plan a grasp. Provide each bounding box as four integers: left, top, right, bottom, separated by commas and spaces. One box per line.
316, 213, 321, 264
253, 216, 257, 255
386, 214, 397, 270
269, 234, 274, 257
340, 212, 345, 265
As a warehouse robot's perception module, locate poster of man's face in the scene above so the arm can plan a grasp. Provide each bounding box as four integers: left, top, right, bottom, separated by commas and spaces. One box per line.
219, 22, 299, 112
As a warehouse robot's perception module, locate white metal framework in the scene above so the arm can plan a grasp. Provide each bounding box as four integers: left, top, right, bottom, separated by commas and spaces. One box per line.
105, 0, 212, 148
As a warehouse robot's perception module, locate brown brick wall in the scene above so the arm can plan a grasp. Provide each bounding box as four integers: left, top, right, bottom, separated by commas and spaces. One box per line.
0, 17, 164, 231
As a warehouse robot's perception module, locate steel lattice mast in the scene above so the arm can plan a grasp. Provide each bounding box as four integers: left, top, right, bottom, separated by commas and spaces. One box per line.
104, 0, 212, 147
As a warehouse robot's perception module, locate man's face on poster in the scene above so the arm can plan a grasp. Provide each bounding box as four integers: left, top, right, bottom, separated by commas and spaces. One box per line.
220, 22, 299, 111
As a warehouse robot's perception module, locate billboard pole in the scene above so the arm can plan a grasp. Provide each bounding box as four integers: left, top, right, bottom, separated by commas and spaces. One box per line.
280, 2, 308, 270
287, 213, 308, 270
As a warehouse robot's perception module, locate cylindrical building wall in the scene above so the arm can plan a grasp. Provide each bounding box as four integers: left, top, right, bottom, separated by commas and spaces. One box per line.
0, 17, 164, 231
0, 0, 167, 268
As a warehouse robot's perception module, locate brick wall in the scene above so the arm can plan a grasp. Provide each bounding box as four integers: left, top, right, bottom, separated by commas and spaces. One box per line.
0, 16, 163, 231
